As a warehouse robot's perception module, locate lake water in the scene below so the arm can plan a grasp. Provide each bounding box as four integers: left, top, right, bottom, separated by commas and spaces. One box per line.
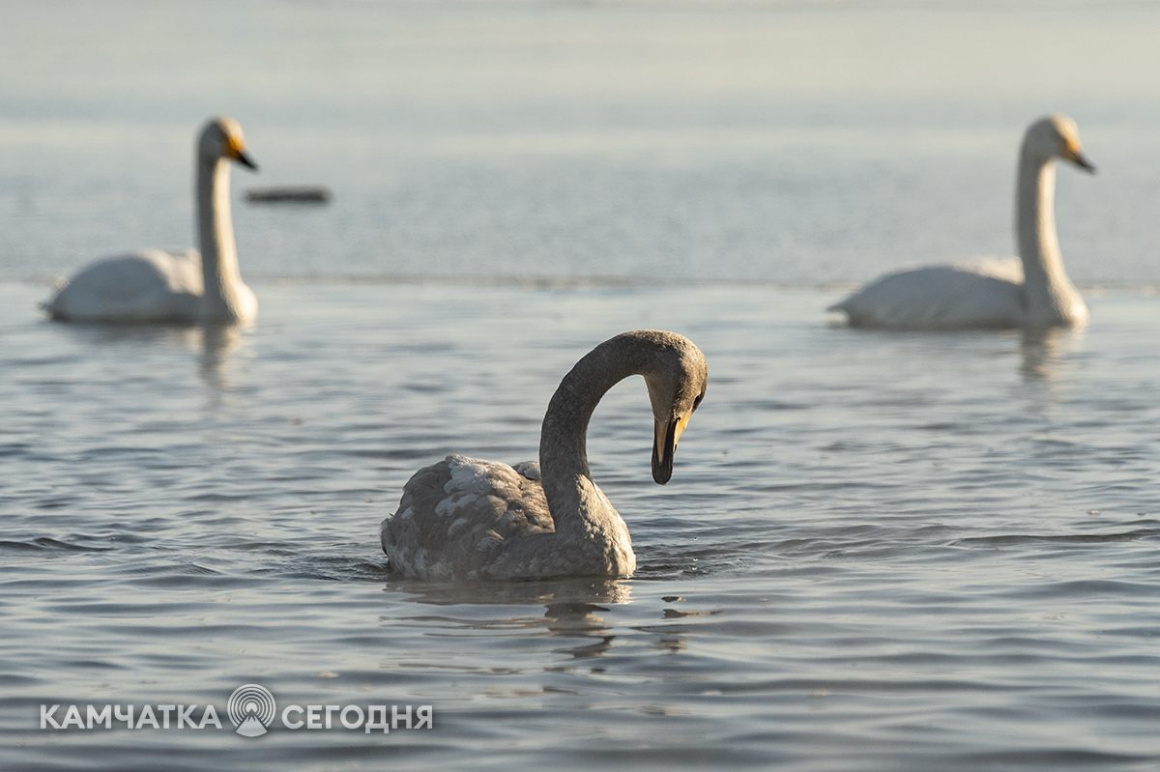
2, 1, 1159, 770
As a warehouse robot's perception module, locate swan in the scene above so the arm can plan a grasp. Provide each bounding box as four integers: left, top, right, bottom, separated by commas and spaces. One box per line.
381, 330, 708, 581
830, 115, 1096, 330
44, 116, 259, 324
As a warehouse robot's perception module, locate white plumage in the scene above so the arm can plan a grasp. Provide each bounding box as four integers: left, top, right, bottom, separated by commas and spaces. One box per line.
44, 117, 259, 325
831, 115, 1095, 331
832, 258, 1027, 330
46, 249, 203, 323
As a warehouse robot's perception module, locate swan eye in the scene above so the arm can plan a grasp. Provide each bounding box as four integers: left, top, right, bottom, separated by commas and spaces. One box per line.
692, 393, 704, 412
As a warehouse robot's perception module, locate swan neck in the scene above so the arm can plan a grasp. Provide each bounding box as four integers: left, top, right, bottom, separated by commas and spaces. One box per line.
538, 339, 646, 535
196, 157, 244, 316
1016, 148, 1076, 317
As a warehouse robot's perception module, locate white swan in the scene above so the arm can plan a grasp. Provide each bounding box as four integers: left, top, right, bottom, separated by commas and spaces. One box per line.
44, 117, 259, 324
830, 115, 1096, 330
381, 330, 708, 581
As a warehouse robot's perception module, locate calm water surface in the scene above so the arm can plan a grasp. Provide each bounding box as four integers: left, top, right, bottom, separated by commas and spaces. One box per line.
2, 1, 1160, 770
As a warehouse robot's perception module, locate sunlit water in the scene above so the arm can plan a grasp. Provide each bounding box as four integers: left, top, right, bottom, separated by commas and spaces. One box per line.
2, 1, 1160, 770
3, 282, 1158, 770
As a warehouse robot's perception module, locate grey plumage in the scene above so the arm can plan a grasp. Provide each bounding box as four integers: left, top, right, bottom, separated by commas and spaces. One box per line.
381, 330, 708, 581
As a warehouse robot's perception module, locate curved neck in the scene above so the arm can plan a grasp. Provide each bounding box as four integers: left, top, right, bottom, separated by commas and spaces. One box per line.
538, 338, 652, 537
196, 157, 244, 317
1016, 148, 1078, 318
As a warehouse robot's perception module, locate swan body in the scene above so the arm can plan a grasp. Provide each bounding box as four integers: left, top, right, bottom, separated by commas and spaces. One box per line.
45, 117, 259, 324
831, 115, 1095, 331
382, 330, 708, 581
834, 258, 1027, 330
386, 455, 620, 580
47, 249, 203, 323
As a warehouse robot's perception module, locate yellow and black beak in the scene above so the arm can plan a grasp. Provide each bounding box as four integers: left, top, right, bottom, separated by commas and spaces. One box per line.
235, 150, 259, 171
1062, 143, 1096, 174
652, 412, 691, 485
226, 135, 259, 172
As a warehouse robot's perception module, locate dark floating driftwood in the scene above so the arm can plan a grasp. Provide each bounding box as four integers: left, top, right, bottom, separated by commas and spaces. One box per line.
245, 186, 332, 204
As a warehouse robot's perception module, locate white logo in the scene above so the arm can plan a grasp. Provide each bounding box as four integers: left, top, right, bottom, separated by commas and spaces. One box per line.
39, 686, 433, 736
227, 684, 276, 738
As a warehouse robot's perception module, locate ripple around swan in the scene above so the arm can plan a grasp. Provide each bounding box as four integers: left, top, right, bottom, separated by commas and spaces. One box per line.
3, 287, 1160, 772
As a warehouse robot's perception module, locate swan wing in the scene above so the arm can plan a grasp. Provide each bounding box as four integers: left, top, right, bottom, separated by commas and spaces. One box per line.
45, 249, 204, 322
829, 258, 1027, 330
382, 454, 553, 579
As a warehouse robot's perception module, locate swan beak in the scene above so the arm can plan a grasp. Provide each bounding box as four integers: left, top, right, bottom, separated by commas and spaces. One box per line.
1064, 147, 1096, 174
234, 150, 259, 172
1071, 151, 1096, 174
225, 134, 259, 171
652, 411, 692, 485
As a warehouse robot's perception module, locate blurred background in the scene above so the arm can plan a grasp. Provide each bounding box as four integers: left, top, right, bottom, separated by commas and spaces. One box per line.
1, 0, 1156, 288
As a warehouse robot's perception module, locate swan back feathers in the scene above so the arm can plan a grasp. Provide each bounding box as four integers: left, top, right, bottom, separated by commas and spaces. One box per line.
383, 455, 554, 580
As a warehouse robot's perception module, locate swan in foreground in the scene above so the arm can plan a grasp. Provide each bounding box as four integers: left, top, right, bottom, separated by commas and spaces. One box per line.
44, 116, 259, 324
830, 115, 1096, 330
382, 330, 708, 580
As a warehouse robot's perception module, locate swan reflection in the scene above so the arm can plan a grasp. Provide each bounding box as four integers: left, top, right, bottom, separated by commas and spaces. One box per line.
1020, 326, 1083, 381
385, 577, 631, 660
49, 319, 249, 397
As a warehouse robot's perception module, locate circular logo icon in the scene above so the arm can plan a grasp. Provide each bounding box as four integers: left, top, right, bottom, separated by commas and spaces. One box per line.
227, 684, 276, 737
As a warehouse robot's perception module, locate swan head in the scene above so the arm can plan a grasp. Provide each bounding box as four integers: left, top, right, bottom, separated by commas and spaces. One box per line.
639, 332, 708, 485
199, 116, 259, 171
1026, 115, 1095, 174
